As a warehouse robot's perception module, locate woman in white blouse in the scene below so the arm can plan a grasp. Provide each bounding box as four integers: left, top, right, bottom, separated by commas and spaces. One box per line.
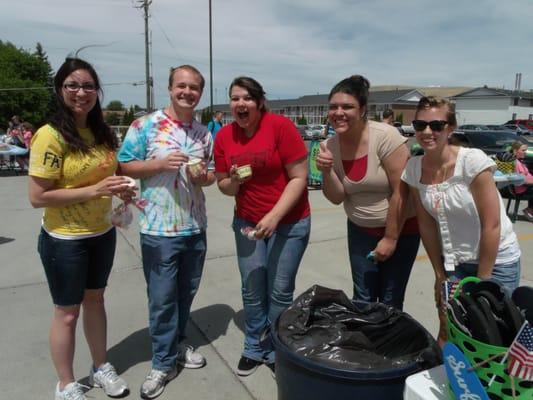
401, 96, 521, 345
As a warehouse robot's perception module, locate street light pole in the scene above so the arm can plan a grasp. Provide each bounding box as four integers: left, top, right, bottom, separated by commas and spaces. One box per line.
209, 0, 213, 115
74, 42, 116, 58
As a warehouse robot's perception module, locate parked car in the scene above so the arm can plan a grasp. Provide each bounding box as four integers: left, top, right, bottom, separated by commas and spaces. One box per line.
486, 124, 514, 131
296, 124, 310, 140
392, 121, 406, 135
401, 124, 415, 136
305, 125, 326, 139
505, 119, 533, 133
410, 129, 533, 173
503, 124, 531, 135
458, 124, 489, 131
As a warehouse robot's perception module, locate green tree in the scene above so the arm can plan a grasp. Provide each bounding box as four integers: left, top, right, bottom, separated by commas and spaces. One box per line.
106, 100, 124, 111
395, 112, 404, 124
0, 41, 54, 129
105, 112, 121, 125
33, 42, 56, 118
201, 108, 212, 125
122, 106, 135, 126
297, 115, 307, 125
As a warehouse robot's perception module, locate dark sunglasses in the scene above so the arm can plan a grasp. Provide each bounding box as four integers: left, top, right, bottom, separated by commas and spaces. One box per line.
412, 120, 448, 132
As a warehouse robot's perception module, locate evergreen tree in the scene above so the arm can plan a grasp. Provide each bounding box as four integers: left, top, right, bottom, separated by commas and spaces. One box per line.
0, 41, 54, 129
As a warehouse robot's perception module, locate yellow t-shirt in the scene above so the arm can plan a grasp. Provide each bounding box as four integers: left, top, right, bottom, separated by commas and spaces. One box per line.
29, 124, 117, 236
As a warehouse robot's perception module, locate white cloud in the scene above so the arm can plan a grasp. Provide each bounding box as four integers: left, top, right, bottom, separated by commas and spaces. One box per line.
1, 0, 532, 109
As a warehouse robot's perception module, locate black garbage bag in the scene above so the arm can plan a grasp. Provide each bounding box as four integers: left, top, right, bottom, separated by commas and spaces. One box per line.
277, 285, 442, 371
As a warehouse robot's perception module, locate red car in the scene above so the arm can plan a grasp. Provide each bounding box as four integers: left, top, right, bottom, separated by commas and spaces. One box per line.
505, 119, 533, 133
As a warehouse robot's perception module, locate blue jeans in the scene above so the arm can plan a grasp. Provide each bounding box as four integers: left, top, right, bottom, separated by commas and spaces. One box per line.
347, 220, 420, 310
233, 216, 310, 364
140, 232, 206, 371
447, 259, 521, 296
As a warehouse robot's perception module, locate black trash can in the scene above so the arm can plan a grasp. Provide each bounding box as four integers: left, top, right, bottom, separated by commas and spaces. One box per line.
272, 285, 442, 400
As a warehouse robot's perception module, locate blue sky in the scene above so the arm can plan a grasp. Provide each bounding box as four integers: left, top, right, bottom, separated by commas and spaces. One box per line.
1, 0, 532, 109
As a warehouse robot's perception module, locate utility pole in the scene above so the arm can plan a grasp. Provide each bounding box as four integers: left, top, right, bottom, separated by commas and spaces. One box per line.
135, 0, 153, 112
209, 0, 213, 115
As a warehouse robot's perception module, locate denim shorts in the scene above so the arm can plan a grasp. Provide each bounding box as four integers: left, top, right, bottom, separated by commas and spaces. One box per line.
446, 258, 521, 296
37, 228, 116, 306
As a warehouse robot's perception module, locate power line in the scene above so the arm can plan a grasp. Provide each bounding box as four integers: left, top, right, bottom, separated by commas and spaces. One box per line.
0, 81, 146, 92
151, 12, 180, 59
0, 87, 53, 92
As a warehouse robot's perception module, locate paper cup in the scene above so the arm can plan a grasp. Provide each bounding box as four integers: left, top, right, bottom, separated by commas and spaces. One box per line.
187, 158, 203, 178
236, 164, 252, 179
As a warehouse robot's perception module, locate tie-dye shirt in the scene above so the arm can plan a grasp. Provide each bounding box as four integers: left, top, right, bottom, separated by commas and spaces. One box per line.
118, 110, 213, 237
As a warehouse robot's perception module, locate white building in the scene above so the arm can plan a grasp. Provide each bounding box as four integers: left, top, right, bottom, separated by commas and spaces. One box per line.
451, 87, 533, 125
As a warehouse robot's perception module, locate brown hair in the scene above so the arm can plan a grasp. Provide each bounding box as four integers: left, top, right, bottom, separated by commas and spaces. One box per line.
168, 65, 205, 90
511, 141, 526, 153
229, 76, 268, 112
415, 96, 457, 128
328, 75, 370, 120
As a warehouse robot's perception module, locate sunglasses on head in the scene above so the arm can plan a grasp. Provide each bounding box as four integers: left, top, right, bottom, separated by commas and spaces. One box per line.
412, 120, 448, 132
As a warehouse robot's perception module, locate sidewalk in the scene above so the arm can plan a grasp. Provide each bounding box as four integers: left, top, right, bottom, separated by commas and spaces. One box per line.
1, 174, 531, 399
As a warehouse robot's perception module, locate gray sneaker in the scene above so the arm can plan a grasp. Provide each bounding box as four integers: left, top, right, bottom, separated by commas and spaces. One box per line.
55, 382, 87, 400
176, 344, 206, 369
140, 368, 178, 399
89, 362, 129, 397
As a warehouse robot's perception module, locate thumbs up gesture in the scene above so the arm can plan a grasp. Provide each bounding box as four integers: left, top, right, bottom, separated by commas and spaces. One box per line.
316, 141, 334, 172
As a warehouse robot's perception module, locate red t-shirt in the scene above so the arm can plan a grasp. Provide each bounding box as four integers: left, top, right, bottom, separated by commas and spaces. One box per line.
342, 156, 367, 182
214, 112, 310, 224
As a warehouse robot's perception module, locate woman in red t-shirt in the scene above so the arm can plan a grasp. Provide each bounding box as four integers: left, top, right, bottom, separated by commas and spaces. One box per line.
214, 76, 310, 376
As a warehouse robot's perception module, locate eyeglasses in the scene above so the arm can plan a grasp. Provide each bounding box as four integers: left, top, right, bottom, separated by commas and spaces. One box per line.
412, 120, 448, 132
63, 82, 97, 93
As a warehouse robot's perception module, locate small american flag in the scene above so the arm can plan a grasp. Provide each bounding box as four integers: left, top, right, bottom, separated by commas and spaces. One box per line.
508, 321, 533, 381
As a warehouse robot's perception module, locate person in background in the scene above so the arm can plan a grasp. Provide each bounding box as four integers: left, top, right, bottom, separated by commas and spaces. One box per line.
7, 115, 28, 170
7, 115, 23, 142
382, 109, 394, 125
28, 58, 133, 400
214, 76, 310, 377
207, 110, 223, 140
510, 141, 533, 221
21, 122, 34, 149
401, 96, 521, 345
118, 64, 214, 399
316, 75, 419, 311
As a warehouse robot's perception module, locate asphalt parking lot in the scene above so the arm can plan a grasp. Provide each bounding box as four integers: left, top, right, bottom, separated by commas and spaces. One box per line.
0, 173, 531, 399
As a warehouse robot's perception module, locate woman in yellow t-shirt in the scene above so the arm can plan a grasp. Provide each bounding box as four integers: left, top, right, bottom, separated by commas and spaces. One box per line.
28, 58, 133, 400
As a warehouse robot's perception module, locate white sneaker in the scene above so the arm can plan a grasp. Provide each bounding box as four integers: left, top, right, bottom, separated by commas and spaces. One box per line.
176, 344, 206, 369
55, 382, 87, 400
140, 368, 178, 399
89, 362, 129, 397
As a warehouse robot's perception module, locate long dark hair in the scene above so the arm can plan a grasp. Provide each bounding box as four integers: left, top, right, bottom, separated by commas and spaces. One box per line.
49, 58, 117, 152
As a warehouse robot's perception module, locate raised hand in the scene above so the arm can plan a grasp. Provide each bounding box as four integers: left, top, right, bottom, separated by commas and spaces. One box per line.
316, 141, 334, 172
